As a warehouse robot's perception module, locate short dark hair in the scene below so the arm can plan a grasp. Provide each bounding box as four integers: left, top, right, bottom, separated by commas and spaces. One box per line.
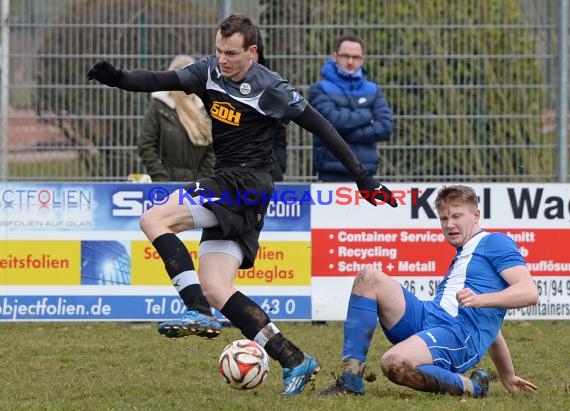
434, 185, 478, 212
217, 14, 257, 50
334, 35, 364, 52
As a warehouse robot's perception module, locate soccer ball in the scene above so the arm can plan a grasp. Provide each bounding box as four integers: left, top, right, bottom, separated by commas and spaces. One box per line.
218, 339, 269, 390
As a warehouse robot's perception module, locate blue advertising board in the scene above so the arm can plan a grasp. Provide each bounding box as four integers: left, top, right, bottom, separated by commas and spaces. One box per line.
0, 183, 310, 232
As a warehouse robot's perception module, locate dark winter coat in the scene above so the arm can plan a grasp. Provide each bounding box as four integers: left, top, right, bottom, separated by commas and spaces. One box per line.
309, 59, 393, 181
138, 95, 215, 182
270, 121, 287, 182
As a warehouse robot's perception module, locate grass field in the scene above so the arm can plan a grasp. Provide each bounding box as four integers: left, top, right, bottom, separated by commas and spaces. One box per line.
0, 320, 568, 411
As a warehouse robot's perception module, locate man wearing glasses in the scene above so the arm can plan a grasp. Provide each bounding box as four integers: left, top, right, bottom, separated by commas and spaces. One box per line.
310, 35, 393, 182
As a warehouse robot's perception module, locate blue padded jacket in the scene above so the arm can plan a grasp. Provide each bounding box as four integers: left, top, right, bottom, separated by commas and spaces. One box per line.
309, 59, 393, 181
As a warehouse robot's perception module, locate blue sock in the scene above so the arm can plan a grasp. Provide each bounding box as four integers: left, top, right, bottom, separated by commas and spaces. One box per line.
342, 294, 378, 362
416, 365, 465, 396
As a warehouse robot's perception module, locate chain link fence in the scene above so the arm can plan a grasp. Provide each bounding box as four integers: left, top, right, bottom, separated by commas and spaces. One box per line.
0, 0, 567, 182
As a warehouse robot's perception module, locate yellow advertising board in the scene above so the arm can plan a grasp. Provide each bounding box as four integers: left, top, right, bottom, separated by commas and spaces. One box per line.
236, 241, 310, 285
0, 240, 80, 285
130, 240, 200, 285
130, 240, 310, 286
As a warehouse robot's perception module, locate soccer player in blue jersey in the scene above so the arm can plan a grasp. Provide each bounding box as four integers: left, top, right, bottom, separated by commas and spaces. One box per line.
320, 185, 539, 397
87, 14, 397, 397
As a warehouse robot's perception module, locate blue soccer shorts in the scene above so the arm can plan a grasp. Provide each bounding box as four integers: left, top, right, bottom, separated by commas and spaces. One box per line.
380, 286, 480, 373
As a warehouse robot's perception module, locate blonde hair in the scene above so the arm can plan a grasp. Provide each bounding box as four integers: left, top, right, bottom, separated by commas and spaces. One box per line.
434, 185, 478, 212
168, 55, 212, 146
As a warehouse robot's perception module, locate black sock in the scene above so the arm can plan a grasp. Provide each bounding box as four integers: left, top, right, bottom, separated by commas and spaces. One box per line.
264, 334, 304, 368
152, 233, 210, 315
220, 291, 304, 368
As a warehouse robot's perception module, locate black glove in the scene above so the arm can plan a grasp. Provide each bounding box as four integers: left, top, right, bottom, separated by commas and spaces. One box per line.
356, 176, 398, 208
87, 60, 123, 87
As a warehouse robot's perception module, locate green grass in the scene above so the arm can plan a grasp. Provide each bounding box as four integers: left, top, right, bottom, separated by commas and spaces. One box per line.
0, 321, 568, 410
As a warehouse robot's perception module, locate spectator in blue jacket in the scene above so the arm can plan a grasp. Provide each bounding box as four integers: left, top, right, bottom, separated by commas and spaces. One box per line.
309, 35, 393, 182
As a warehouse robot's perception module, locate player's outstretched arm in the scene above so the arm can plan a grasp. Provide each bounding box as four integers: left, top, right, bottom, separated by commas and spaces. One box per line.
488, 330, 538, 394
87, 60, 182, 92
293, 105, 397, 207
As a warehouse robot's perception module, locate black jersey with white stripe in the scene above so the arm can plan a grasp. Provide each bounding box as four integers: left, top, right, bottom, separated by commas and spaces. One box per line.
175, 56, 307, 171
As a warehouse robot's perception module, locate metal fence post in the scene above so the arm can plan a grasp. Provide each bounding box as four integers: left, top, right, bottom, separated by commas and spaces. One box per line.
218, 0, 231, 20
0, 0, 9, 181
557, 0, 569, 182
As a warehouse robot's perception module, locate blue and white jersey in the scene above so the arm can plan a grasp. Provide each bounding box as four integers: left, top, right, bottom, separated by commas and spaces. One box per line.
424, 230, 526, 357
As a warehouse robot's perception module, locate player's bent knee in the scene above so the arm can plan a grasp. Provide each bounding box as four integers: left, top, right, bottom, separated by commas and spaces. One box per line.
201, 284, 231, 310
380, 352, 408, 384
201, 283, 215, 302
356, 268, 377, 282
139, 210, 167, 239
139, 212, 152, 234
354, 268, 385, 290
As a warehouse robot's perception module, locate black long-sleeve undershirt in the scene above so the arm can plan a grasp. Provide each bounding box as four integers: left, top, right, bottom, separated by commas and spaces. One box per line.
293, 105, 368, 182
115, 69, 181, 92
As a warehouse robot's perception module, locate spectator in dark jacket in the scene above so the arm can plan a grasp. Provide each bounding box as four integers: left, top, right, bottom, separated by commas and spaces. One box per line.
309, 35, 393, 182
138, 55, 215, 182
255, 28, 287, 182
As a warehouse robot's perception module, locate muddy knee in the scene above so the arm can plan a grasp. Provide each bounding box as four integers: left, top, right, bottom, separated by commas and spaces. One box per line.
380, 353, 412, 385
381, 353, 428, 391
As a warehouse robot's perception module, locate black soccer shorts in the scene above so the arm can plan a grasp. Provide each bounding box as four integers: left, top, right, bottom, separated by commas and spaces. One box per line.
183, 167, 274, 269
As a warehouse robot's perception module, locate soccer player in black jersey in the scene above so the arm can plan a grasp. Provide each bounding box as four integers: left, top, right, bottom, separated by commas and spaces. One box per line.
87, 14, 397, 397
